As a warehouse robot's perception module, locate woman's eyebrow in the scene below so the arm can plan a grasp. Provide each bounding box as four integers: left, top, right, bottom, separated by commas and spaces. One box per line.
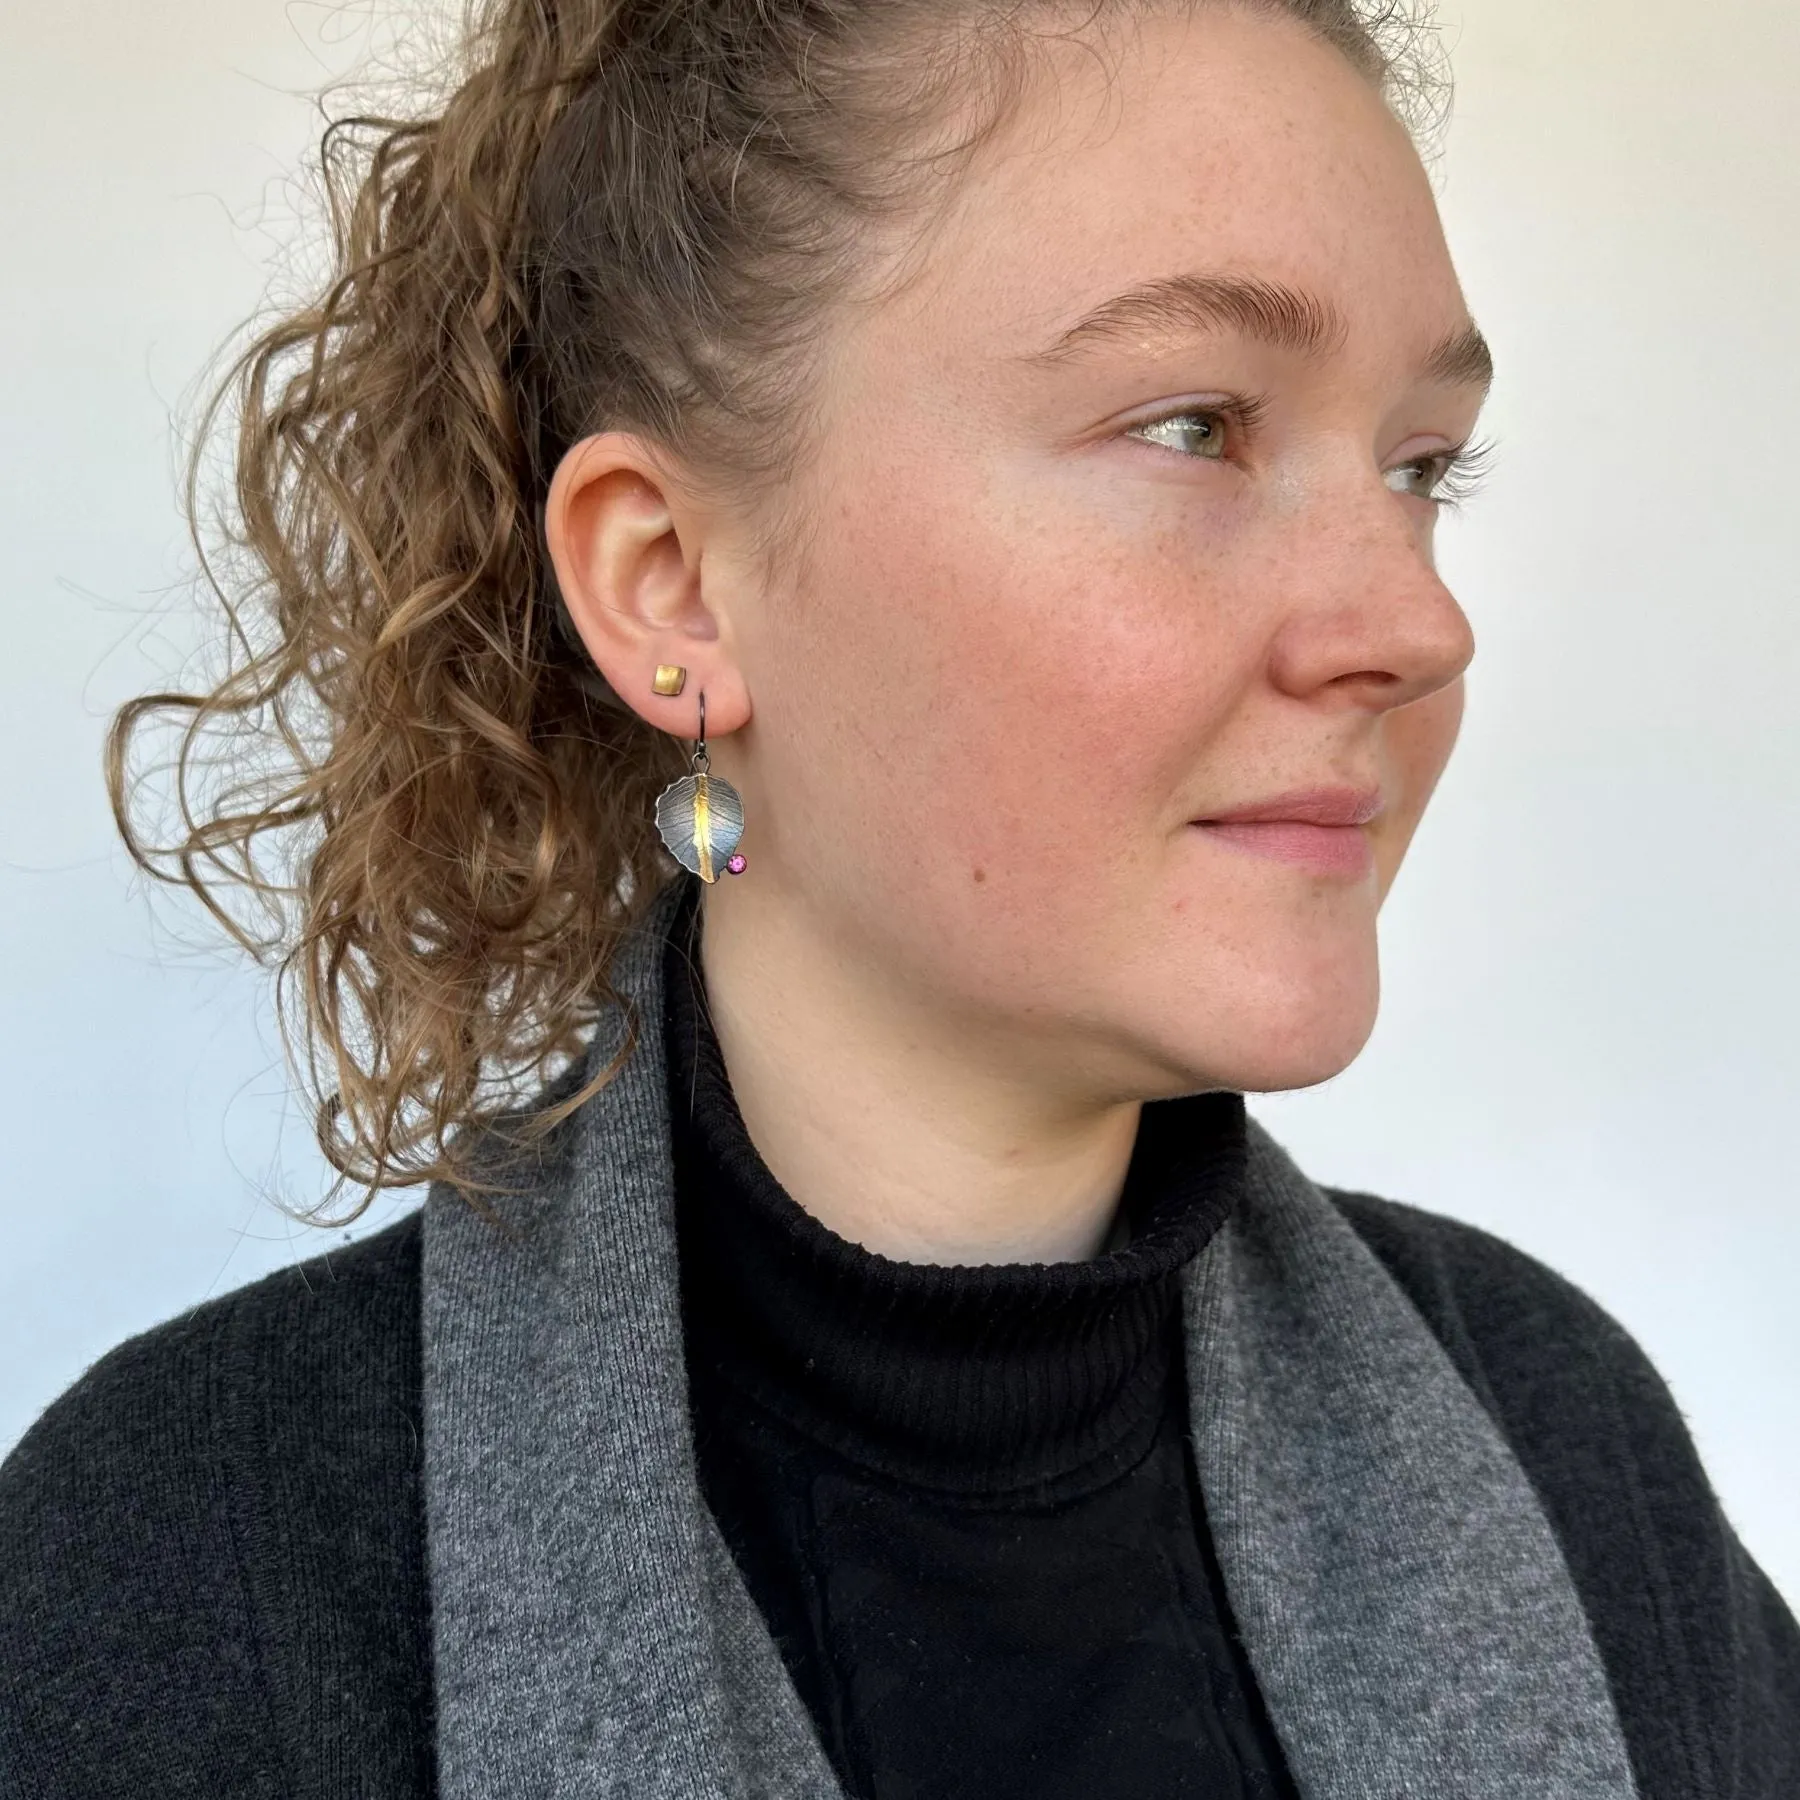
1418, 320, 1495, 392
1015, 270, 1494, 392
1018, 272, 1346, 364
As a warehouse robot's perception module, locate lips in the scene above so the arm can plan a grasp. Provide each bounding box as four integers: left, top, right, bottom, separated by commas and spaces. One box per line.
1189, 785, 1381, 877
1192, 817, 1374, 875
1195, 785, 1384, 828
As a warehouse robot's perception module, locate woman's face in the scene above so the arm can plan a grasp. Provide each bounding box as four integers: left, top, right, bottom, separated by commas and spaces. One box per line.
708, 3, 1485, 1101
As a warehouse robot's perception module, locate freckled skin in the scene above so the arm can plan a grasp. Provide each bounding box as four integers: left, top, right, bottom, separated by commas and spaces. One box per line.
548, 6, 1482, 1260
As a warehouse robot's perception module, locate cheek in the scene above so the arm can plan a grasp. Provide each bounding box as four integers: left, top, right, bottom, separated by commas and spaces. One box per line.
791, 496, 1229, 894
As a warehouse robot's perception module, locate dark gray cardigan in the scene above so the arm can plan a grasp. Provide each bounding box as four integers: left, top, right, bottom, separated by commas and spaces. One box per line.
3, 1196, 1798, 1796
2, 886, 1797, 1798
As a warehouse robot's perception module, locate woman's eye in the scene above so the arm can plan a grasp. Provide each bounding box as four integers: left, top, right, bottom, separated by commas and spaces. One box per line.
1129, 411, 1229, 459
1383, 438, 1496, 509
1383, 453, 1450, 499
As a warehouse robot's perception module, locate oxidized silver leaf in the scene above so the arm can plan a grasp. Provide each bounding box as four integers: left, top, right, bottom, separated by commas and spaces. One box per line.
654, 771, 745, 882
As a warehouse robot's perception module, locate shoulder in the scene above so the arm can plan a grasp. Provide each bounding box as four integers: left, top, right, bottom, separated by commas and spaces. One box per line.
1, 1208, 424, 1513
1320, 1181, 1721, 1576
1321, 1185, 1647, 1394
0, 1211, 431, 1798
1323, 1185, 1800, 1800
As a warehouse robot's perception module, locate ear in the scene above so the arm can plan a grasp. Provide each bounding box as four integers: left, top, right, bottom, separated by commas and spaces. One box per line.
543, 432, 750, 737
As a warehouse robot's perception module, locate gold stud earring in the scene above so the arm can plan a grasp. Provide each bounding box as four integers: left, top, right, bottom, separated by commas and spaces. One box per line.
652, 664, 687, 696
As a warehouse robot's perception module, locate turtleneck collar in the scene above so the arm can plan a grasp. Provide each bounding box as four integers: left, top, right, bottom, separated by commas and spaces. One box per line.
663, 872, 1249, 1501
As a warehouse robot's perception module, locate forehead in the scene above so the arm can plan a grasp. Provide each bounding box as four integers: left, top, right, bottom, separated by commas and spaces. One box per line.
862, 4, 1466, 378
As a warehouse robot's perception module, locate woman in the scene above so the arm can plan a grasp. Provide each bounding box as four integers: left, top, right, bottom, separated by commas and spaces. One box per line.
2, 0, 1794, 1794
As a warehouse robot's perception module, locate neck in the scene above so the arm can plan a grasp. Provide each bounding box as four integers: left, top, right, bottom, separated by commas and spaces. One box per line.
685, 876, 1147, 1265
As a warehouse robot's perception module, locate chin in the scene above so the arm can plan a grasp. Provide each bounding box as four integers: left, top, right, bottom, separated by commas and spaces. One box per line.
1136, 949, 1381, 1098
1205, 1021, 1375, 1097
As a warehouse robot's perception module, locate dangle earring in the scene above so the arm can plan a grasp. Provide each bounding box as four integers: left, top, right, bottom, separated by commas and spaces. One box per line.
652, 673, 747, 881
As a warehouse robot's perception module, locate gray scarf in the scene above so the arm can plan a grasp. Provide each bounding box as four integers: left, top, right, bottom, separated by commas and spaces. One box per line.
422, 876, 1639, 1798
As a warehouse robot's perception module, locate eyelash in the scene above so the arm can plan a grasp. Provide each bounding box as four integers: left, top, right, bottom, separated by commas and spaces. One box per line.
1126, 400, 1499, 511
1397, 435, 1498, 510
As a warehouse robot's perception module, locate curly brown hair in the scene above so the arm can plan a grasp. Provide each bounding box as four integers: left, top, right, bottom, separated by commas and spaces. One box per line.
105, 0, 1443, 1219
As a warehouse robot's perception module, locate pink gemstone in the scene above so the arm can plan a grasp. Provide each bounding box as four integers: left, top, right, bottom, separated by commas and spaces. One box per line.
726, 853, 746, 875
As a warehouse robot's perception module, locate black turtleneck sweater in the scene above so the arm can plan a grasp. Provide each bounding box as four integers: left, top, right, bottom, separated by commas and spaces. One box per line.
662, 875, 1300, 1800
6, 873, 1800, 1797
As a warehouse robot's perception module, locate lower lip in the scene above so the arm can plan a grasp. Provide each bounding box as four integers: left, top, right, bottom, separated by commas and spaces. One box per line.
1191, 819, 1375, 876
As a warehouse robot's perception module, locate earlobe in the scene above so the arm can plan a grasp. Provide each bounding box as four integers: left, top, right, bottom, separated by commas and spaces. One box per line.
542, 432, 749, 736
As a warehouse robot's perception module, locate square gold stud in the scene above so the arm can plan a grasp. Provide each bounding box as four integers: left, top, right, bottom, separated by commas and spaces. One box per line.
652, 664, 687, 697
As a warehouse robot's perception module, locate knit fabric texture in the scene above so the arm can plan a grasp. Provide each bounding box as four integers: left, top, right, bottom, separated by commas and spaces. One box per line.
6, 1002, 1800, 1795
421, 875, 1640, 1800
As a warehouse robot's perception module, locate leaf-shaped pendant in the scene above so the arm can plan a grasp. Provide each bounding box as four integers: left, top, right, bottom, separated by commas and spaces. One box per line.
654, 770, 745, 882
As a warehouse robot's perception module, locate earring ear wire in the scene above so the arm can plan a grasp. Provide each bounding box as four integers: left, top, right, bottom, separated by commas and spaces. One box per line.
652, 682, 747, 881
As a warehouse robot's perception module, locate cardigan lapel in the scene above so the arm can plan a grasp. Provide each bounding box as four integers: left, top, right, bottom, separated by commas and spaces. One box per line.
1183, 1121, 1641, 1798
423, 871, 1638, 1799
422, 875, 844, 1800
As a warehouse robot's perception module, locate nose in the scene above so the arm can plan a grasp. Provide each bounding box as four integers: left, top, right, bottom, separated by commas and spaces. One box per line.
1263, 480, 1476, 715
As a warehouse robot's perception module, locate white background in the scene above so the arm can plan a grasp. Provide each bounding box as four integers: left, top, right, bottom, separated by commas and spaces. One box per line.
3, 0, 1795, 1605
